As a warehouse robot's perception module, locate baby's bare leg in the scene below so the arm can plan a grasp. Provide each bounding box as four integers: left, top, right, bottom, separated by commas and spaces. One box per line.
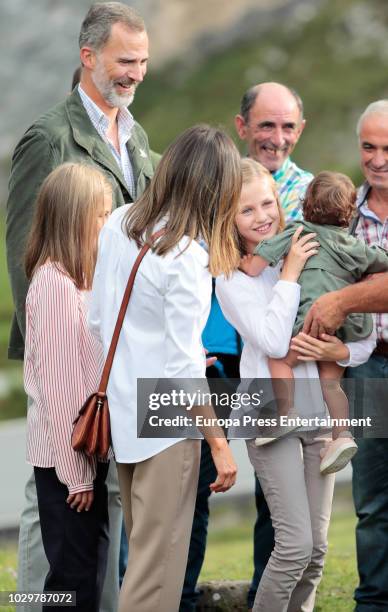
268, 349, 299, 417
318, 361, 347, 440
318, 361, 358, 475
256, 350, 300, 446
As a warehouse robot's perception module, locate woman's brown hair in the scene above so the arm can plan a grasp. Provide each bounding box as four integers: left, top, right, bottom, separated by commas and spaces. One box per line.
25, 162, 112, 289
303, 171, 356, 226
123, 124, 242, 276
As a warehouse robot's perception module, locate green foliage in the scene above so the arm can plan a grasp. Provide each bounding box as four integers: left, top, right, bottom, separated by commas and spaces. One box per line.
133, 0, 388, 182
0, 383, 25, 421
0, 213, 13, 320
0, 212, 24, 420
3, 0, 388, 419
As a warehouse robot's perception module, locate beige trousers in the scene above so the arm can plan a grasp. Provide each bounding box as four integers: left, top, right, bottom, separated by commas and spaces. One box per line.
247, 432, 335, 612
116, 440, 201, 612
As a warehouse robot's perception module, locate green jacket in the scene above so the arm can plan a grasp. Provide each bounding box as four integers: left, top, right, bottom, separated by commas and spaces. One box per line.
6, 88, 158, 359
255, 220, 388, 341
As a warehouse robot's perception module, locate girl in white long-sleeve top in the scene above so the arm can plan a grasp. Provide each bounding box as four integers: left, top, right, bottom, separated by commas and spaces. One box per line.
216, 159, 376, 612
24, 162, 112, 612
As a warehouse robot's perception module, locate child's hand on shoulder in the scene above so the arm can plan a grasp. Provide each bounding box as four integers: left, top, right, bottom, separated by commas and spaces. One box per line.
281, 226, 319, 283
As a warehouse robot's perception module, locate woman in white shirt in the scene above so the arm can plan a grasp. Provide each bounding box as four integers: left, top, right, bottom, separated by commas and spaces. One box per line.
216, 159, 375, 612
89, 125, 240, 612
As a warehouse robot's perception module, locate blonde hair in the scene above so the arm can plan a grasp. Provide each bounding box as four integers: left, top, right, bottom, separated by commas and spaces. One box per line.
25, 162, 112, 289
238, 158, 285, 254
124, 124, 242, 276
303, 171, 356, 227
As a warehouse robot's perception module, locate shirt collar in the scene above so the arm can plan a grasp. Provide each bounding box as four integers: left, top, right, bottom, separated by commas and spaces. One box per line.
117, 106, 135, 142
78, 84, 134, 140
272, 157, 291, 181
356, 181, 371, 208
356, 181, 385, 224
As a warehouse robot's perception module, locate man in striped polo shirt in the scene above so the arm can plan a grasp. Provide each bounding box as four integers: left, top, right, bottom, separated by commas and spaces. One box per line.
235, 81, 314, 610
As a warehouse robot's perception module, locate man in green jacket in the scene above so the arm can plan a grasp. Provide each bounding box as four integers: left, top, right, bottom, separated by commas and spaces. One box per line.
7, 4, 156, 360
6, 4, 157, 611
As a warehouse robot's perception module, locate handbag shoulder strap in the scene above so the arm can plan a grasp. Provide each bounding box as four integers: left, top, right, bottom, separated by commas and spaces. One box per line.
98, 228, 165, 393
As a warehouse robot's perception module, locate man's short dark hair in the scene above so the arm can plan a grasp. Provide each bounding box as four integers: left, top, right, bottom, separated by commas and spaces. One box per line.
79, 2, 145, 52
239, 83, 304, 124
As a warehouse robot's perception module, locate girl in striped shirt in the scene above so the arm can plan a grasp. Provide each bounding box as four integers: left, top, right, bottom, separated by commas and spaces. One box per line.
23, 162, 112, 612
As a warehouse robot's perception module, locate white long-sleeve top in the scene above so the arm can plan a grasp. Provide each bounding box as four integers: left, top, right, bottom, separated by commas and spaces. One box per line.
24, 262, 102, 493
88, 205, 212, 462
216, 265, 376, 433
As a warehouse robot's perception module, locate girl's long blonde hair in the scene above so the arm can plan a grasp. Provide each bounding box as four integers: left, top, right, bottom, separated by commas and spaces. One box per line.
238, 158, 285, 255
124, 124, 242, 276
25, 162, 112, 289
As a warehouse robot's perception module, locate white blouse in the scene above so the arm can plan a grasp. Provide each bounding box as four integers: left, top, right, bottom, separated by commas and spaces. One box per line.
88, 205, 212, 462
216, 265, 376, 434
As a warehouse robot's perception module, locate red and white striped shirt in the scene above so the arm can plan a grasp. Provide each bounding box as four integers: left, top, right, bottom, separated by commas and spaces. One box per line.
24, 262, 104, 494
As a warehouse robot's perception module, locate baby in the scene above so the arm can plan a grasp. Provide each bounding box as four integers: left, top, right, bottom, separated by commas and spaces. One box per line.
241, 171, 388, 474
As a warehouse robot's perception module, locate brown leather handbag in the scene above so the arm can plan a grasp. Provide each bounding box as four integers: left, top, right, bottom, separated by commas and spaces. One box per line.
72, 229, 164, 460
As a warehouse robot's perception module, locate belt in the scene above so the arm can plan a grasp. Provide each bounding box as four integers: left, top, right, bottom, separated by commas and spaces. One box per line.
373, 341, 388, 357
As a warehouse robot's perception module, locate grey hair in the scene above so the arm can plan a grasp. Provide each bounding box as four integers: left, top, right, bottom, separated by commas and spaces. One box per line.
79, 2, 145, 52
239, 83, 304, 124
357, 100, 388, 137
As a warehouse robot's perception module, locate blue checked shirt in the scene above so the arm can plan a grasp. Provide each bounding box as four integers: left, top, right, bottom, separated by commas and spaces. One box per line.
78, 85, 136, 197
273, 157, 314, 222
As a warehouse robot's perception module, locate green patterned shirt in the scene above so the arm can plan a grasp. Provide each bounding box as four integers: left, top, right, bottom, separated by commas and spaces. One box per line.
273, 157, 313, 222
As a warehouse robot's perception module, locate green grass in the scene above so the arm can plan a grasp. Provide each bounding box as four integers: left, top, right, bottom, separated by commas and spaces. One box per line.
315, 512, 357, 612
199, 514, 356, 610
0, 544, 17, 612
0, 486, 358, 611
199, 486, 357, 610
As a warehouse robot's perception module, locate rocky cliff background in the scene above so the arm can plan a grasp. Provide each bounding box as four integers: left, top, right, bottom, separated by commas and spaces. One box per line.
135, 0, 388, 183
0, 0, 388, 186
1, 0, 316, 159
2, 0, 388, 193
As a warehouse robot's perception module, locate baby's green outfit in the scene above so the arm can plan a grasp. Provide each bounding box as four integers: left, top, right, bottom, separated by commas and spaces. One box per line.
255, 220, 388, 341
